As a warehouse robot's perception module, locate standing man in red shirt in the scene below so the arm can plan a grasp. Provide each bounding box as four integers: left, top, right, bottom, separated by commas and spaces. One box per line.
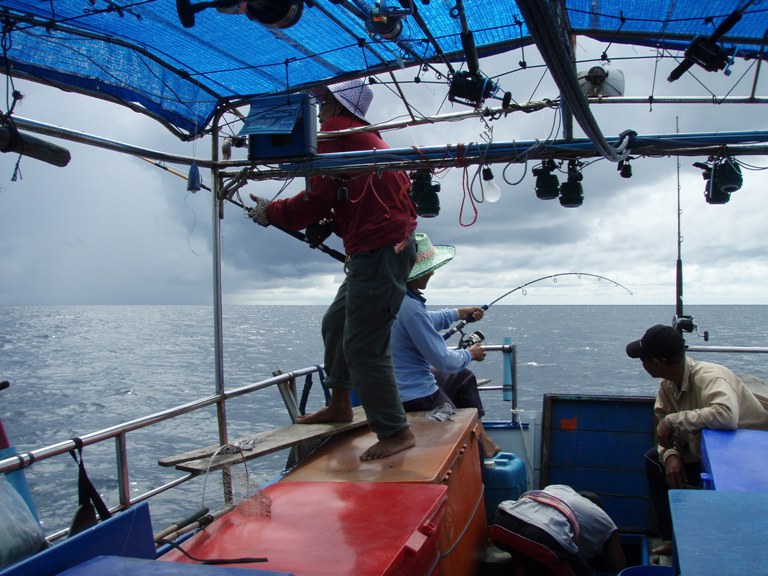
248, 79, 418, 460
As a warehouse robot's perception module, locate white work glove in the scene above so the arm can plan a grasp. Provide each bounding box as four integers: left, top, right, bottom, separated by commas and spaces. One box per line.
247, 194, 270, 227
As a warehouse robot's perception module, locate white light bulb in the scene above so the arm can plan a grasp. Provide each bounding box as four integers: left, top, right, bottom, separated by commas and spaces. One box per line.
484, 178, 502, 203
481, 167, 502, 203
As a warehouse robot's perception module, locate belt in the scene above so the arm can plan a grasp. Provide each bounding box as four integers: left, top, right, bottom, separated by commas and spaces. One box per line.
522, 490, 580, 543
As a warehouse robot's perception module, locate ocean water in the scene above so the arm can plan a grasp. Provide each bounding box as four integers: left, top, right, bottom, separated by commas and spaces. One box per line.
2, 304, 768, 534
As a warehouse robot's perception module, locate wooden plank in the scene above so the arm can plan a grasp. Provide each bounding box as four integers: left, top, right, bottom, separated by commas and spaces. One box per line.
159, 407, 368, 472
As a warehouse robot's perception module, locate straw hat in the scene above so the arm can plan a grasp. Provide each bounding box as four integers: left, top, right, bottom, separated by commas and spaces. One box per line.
408, 233, 455, 281
314, 78, 373, 123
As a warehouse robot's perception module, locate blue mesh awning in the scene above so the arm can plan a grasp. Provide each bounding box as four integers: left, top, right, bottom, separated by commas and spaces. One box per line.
1, 0, 765, 139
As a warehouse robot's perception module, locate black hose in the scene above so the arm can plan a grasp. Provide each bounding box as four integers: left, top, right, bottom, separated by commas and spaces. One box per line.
159, 537, 268, 565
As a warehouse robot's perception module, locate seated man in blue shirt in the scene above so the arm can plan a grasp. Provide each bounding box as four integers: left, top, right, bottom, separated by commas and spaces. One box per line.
391, 233, 500, 458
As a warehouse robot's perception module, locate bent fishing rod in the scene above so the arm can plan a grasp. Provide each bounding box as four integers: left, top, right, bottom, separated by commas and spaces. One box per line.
443, 272, 634, 341
140, 157, 346, 263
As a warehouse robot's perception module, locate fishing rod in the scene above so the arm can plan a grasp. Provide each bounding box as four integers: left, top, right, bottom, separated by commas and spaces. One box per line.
139, 157, 346, 263
442, 272, 633, 342
670, 129, 709, 341
673, 125, 690, 333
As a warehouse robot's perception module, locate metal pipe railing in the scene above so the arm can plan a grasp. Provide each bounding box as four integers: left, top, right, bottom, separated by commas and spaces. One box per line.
2, 344, 516, 539
0, 364, 331, 540
688, 346, 768, 354
4, 342, 758, 478
0, 367, 324, 475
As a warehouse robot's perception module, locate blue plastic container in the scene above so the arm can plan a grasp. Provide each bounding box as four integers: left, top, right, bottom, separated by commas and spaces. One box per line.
482, 452, 528, 523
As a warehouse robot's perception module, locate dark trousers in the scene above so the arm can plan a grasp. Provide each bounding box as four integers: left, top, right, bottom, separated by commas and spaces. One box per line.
491, 509, 593, 576
433, 368, 486, 418
321, 237, 416, 439
401, 368, 489, 463
644, 447, 702, 540
400, 368, 486, 416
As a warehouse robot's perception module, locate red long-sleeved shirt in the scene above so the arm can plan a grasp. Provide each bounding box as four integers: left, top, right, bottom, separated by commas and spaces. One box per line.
266, 115, 417, 255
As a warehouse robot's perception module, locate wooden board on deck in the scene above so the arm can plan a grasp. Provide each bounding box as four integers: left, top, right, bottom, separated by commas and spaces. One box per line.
283, 408, 479, 484
159, 406, 368, 473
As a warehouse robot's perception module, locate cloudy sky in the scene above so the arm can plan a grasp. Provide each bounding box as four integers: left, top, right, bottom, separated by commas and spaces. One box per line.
1, 39, 767, 307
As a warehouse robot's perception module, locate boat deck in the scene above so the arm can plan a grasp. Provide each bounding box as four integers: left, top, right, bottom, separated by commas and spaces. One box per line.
163, 408, 488, 576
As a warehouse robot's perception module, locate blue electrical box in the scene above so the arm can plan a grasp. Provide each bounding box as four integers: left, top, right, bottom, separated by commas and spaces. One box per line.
241, 93, 317, 161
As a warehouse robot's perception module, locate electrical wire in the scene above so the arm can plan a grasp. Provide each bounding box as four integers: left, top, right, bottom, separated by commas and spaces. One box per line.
516, 0, 631, 162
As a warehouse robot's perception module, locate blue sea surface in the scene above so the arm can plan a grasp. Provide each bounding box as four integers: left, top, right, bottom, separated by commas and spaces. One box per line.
2, 304, 768, 534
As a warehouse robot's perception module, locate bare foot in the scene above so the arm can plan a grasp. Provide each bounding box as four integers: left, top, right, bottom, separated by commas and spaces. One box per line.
480, 429, 501, 458
296, 404, 354, 425
482, 440, 502, 459
360, 428, 415, 461
296, 389, 353, 424
652, 542, 673, 555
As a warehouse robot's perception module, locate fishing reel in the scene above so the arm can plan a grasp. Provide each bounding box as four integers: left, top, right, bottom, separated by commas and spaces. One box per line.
459, 330, 485, 349
305, 218, 333, 248
673, 314, 709, 341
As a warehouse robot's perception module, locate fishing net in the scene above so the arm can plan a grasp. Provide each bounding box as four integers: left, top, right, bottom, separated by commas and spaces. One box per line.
201, 444, 272, 517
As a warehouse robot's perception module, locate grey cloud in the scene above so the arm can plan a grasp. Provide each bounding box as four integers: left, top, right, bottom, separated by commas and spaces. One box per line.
2, 40, 767, 305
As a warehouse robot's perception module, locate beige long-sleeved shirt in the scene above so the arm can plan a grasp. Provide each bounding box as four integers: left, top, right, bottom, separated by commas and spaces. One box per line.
656, 356, 768, 463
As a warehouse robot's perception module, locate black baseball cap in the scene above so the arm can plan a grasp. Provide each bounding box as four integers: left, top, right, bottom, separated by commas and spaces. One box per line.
626, 324, 687, 360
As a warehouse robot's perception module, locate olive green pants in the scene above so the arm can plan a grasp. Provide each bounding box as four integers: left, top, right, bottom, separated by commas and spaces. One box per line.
321, 236, 416, 439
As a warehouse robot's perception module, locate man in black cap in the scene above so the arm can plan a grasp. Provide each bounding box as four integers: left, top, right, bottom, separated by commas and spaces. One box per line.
627, 324, 768, 555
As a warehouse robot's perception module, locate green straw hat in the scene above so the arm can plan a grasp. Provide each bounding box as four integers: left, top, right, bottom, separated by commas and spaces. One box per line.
408, 233, 455, 281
